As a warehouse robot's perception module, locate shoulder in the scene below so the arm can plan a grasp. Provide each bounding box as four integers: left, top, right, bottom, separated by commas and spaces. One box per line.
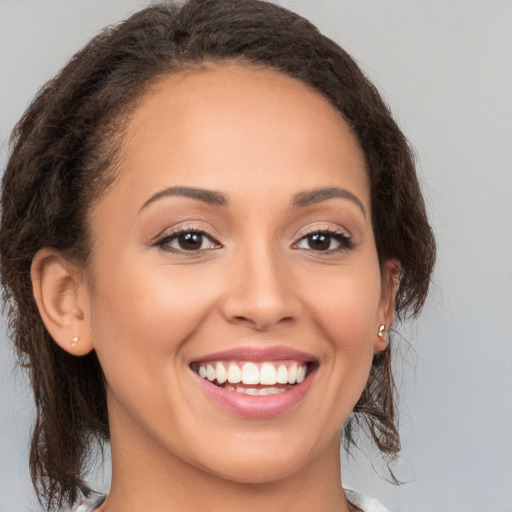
62, 489, 387, 512
345, 488, 391, 512
63, 491, 107, 512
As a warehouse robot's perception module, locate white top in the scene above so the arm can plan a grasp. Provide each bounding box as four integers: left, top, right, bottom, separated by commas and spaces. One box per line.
345, 488, 391, 512
70, 489, 390, 511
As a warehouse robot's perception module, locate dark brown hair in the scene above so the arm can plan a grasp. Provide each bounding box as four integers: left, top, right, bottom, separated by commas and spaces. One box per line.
0, 0, 435, 510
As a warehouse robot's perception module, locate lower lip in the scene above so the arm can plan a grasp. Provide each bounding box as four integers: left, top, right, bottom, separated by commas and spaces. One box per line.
194, 371, 316, 419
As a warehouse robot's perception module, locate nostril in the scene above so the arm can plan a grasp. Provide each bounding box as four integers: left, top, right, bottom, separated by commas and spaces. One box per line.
232, 314, 294, 331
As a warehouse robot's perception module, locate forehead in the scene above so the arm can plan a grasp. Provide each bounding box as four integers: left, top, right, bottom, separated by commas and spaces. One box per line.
106, 63, 370, 213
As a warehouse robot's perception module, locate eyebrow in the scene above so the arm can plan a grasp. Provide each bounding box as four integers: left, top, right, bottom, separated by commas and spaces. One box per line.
292, 187, 367, 218
140, 186, 227, 211
139, 185, 366, 217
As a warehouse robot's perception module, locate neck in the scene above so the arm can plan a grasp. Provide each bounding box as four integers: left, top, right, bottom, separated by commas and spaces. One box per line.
101, 414, 353, 512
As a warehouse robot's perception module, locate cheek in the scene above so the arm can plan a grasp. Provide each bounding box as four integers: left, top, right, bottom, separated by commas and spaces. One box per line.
87, 252, 220, 371
307, 262, 382, 339
302, 257, 382, 385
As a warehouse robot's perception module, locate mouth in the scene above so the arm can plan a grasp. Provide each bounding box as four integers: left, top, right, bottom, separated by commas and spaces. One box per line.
189, 347, 318, 418
190, 360, 316, 396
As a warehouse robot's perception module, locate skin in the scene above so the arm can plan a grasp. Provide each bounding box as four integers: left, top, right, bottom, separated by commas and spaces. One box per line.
31, 64, 397, 512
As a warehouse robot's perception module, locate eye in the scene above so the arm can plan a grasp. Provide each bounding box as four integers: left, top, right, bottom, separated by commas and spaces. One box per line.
294, 229, 354, 252
156, 229, 221, 253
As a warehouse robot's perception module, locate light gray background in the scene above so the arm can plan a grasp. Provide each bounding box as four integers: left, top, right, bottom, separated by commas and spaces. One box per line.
1, 1, 511, 511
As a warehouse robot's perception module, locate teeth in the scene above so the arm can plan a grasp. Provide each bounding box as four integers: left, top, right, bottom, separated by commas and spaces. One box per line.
206, 364, 216, 382
215, 361, 227, 384
234, 386, 288, 396
287, 363, 297, 384
260, 363, 277, 385
227, 363, 242, 384
241, 362, 259, 385
276, 364, 288, 384
296, 365, 306, 383
196, 360, 310, 387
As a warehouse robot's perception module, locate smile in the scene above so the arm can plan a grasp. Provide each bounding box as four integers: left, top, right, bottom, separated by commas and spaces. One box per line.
190, 348, 318, 418
192, 361, 310, 396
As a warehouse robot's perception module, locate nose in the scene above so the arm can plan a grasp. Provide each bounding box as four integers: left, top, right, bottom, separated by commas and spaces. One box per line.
219, 245, 301, 331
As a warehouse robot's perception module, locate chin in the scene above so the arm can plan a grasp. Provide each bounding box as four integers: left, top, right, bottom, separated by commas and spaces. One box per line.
208, 458, 307, 485
192, 437, 322, 485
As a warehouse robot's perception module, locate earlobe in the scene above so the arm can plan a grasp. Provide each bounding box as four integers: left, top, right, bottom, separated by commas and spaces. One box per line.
374, 323, 389, 354
374, 259, 400, 354
31, 248, 93, 356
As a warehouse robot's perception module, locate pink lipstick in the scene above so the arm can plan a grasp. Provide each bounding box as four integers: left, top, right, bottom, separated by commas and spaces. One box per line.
190, 346, 318, 418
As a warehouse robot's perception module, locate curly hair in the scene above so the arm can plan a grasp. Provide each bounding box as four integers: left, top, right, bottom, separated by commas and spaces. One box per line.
0, 0, 435, 510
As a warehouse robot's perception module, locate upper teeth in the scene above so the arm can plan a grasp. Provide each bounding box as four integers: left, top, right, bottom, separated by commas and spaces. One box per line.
196, 361, 307, 385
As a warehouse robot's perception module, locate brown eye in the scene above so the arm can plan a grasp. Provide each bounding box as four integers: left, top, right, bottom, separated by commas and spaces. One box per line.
177, 232, 204, 251
295, 230, 354, 252
157, 230, 220, 253
307, 233, 331, 251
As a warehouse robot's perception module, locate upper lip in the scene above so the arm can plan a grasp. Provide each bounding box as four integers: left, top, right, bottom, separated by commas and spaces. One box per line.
190, 346, 317, 364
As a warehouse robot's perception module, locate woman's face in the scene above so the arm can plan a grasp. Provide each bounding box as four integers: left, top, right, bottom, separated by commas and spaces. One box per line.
83, 64, 394, 483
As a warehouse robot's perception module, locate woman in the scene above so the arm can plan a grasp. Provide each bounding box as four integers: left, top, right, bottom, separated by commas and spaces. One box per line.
0, 1, 435, 511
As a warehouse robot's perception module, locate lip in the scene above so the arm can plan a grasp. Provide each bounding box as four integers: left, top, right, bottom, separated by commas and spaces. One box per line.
190, 346, 317, 364
193, 369, 316, 419
190, 346, 318, 419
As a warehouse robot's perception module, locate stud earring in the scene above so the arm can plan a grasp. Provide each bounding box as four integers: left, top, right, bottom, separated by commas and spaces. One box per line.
70, 336, 79, 348
378, 324, 386, 337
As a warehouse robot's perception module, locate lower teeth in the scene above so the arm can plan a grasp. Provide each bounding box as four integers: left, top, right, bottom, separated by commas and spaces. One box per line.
224, 385, 290, 396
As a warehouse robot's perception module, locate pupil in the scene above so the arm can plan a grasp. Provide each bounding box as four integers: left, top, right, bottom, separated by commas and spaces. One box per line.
309, 233, 330, 251
178, 233, 202, 250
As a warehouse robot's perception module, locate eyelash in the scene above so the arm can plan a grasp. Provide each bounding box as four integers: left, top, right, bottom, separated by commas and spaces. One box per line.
154, 227, 222, 254
293, 227, 354, 253
154, 227, 354, 254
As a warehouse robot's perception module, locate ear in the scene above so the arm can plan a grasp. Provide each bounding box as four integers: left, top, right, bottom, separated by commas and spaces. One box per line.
31, 248, 93, 356
374, 259, 400, 354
